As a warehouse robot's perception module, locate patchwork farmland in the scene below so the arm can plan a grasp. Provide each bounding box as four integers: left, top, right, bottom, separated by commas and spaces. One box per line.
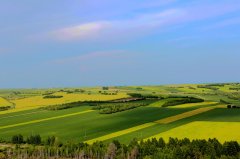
0, 83, 240, 158
0, 83, 239, 145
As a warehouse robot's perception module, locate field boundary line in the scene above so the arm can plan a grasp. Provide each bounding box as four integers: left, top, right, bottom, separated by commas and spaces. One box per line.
86, 123, 156, 144
168, 102, 218, 108
0, 110, 47, 120
85, 105, 223, 143
154, 107, 216, 124
0, 110, 94, 130
0, 107, 43, 115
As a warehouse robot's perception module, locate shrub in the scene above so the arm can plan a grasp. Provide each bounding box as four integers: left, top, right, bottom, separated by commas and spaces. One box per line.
11, 134, 24, 144
46, 136, 56, 146
0, 106, 12, 111
43, 95, 63, 99
102, 87, 109, 90
26, 134, 41, 145
127, 93, 143, 98
223, 141, 240, 156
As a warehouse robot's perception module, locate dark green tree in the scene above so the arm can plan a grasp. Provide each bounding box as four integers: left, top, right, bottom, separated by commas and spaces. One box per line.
11, 134, 24, 144
26, 134, 41, 145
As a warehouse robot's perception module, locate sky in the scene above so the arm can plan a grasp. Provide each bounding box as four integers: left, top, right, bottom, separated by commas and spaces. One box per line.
0, 0, 240, 88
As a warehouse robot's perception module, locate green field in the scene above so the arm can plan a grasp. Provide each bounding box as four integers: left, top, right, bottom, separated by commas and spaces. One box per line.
0, 83, 240, 144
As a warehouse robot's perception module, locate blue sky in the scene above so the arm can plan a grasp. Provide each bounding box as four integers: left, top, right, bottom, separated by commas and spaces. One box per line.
1, 0, 240, 88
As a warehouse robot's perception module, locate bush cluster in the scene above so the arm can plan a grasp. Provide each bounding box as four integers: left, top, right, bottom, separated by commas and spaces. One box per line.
0, 106, 11, 111
12, 134, 41, 145
43, 95, 63, 99
197, 85, 219, 91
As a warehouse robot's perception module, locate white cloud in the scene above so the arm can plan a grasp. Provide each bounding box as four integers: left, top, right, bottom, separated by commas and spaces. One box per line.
49, 22, 112, 40
49, 9, 184, 41
47, 1, 240, 41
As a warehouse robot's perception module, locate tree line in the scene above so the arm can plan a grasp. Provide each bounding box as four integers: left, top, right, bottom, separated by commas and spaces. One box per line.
0, 134, 239, 159
162, 97, 204, 107
92, 99, 158, 114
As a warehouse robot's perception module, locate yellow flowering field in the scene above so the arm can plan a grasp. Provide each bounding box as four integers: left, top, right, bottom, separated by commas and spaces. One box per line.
5, 92, 128, 113
0, 97, 12, 107
12, 92, 128, 108
169, 102, 218, 108
148, 121, 240, 143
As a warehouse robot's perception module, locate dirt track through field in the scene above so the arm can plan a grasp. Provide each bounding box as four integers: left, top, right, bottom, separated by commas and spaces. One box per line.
0, 110, 94, 130
85, 105, 223, 144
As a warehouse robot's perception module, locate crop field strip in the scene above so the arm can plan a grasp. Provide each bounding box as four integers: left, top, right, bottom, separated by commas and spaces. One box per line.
0, 110, 47, 120
154, 105, 224, 124
0, 84, 239, 144
0, 106, 190, 142
168, 102, 218, 108
86, 123, 156, 144
148, 101, 218, 108
0, 92, 129, 115
11, 92, 129, 109
0, 106, 48, 115
0, 97, 13, 108
85, 104, 222, 144
0, 106, 92, 127
147, 121, 240, 143
104, 107, 239, 143
143, 107, 240, 143
0, 110, 94, 130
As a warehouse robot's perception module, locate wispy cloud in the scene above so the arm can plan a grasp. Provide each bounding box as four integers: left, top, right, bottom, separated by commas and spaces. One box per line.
48, 9, 184, 41
46, 1, 240, 41
49, 22, 112, 41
